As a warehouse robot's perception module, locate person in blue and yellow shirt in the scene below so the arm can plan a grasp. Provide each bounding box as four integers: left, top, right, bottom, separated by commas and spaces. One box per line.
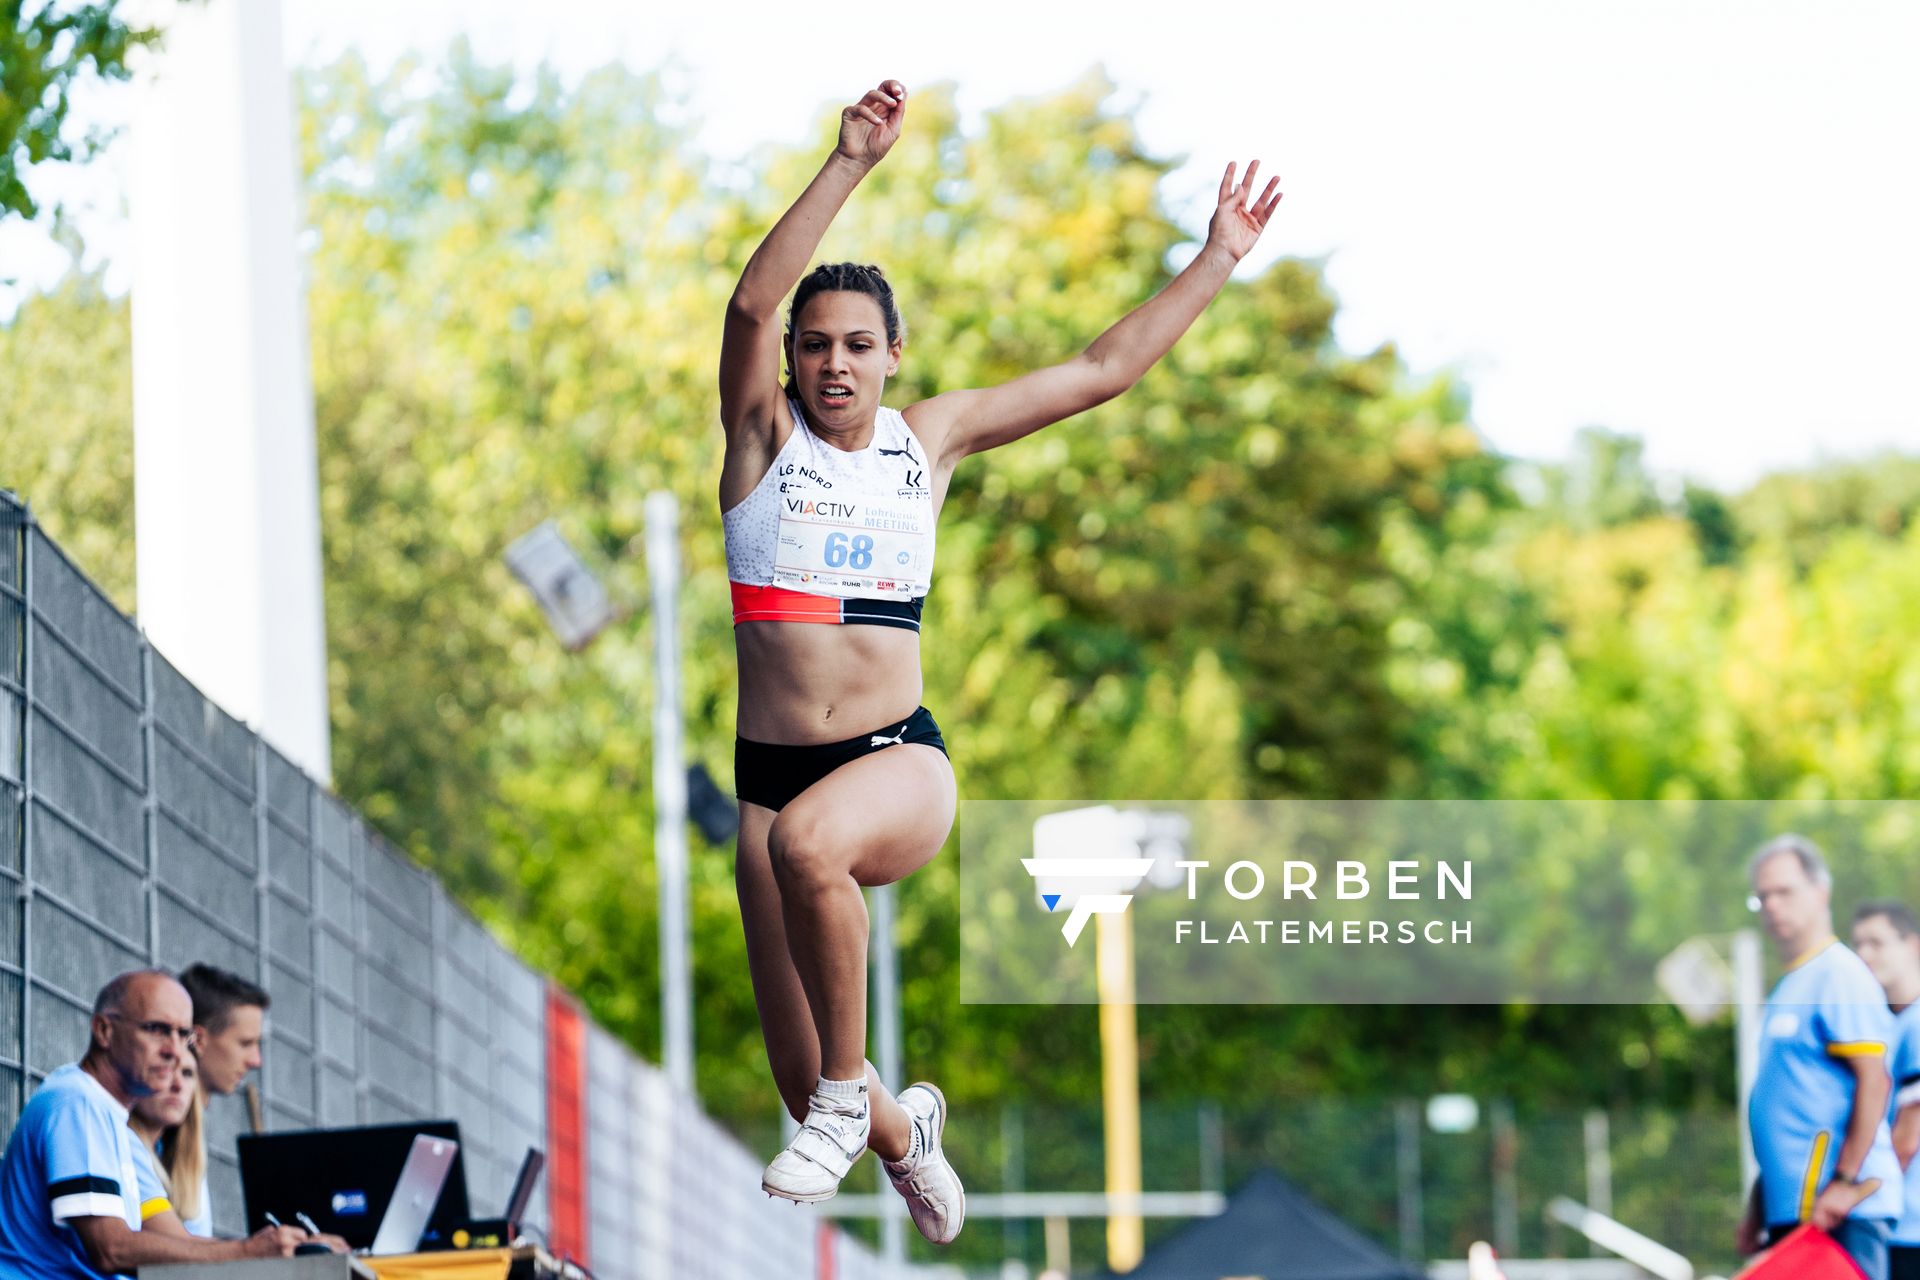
1739, 836, 1903, 1280
1851, 900, 1920, 1280
0, 971, 314, 1278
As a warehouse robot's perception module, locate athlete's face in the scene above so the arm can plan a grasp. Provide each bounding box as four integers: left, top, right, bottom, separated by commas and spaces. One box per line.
1750, 852, 1829, 950
1851, 914, 1920, 991
787, 291, 902, 431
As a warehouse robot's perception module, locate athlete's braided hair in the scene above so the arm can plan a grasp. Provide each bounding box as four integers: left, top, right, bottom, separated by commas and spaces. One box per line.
784, 262, 905, 399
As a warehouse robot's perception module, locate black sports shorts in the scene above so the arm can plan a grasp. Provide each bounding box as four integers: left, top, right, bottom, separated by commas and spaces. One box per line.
735, 706, 947, 813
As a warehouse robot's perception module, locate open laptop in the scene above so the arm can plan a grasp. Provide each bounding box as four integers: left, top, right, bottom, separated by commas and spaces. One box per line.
367, 1134, 460, 1255
452, 1147, 546, 1248
239, 1120, 470, 1252
504, 1148, 544, 1230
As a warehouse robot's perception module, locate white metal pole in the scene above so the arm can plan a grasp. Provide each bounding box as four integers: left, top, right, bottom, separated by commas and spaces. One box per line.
1583, 1108, 1613, 1222
1733, 928, 1764, 1195
646, 492, 693, 1094
872, 882, 905, 1261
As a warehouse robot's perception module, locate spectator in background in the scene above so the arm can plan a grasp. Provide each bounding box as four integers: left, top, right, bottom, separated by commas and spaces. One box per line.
173, 964, 270, 1237
177, 964, 270, 1097
1739, 835, 1903, 1280
127, 1050, 210, 1237
1851, 900, 1920, 1280
124, 1047, 344, 1255
0, 971, 306, 1279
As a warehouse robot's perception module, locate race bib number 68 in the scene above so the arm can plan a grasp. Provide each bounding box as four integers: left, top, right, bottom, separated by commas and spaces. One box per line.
774, 495, 933, 600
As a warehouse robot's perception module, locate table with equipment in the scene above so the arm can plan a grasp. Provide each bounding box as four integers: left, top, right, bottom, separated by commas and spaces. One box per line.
149, 1121, 563, 1280
146, 1244, 585, 1280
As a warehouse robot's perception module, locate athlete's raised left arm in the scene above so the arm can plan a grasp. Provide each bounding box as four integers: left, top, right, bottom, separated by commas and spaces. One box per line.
908, 159, 1282, 464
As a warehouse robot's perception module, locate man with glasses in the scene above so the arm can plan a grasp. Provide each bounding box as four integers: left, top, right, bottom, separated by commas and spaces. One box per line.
1739, 835, 1904, 1280
0, 971, 310, 1278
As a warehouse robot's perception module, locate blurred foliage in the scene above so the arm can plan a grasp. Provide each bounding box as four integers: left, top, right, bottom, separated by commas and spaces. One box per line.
0, 261, 133, 591
7, 49, 1920, 1268
1733, 453, 1920, 570
0, 0, 184, 223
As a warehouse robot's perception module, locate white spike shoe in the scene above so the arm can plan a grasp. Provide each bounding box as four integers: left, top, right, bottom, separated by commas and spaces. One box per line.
762, 1085, 870, 1203
883, 1083, 966, 1244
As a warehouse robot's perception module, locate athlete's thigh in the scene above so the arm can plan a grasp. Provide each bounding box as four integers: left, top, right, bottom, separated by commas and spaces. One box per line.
735, 803, 820, 1091
774, 743, 957, 887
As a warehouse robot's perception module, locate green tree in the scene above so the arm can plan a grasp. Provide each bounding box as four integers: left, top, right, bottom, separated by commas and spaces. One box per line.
1734, 453, 1920, 570
0, 257, 134, 600
1531, 426, 1666, 531
0, 0, 180, 223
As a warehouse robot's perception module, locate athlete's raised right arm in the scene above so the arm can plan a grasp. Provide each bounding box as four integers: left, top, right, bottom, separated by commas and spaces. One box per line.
719, 81, 907, 438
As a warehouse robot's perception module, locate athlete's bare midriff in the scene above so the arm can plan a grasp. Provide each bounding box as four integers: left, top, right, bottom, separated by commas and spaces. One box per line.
733, 620, 925, 745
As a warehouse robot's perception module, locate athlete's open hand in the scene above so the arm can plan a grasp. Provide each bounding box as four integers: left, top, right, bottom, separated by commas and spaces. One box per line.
1206, 160, 1283, 262
835, 81, 907, 170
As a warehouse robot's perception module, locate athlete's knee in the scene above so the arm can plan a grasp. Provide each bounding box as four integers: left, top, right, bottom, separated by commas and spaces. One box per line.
767, 807, 850, 893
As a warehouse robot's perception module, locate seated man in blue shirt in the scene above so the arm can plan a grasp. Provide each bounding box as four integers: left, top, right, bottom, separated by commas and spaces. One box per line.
1740, 836, 1904, 1280
0, 970, 313, 1278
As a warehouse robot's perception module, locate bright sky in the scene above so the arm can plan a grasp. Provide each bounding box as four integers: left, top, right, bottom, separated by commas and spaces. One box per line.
7, 0, 1917, 490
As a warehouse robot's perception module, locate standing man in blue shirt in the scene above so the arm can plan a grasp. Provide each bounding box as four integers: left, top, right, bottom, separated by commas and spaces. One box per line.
0, 971, 309, 1278
1852, 900, 1920, 1280
1740, 835, 1904, 1280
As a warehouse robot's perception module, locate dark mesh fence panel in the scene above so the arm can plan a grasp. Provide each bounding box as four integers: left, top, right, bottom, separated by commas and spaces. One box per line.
0, 497, 19, 1128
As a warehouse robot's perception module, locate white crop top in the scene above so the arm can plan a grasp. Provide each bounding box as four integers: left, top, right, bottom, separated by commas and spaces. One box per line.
723, 399, 936, 629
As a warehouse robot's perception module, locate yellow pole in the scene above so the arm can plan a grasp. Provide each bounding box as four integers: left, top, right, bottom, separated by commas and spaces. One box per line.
1098, 907, 1143, 1271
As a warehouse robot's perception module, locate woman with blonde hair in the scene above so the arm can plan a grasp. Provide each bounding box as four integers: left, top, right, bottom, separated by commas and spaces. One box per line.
128, 1050, 210, 1236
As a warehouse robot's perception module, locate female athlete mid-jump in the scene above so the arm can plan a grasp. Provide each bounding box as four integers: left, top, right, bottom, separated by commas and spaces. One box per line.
719, 79, 1281, 1242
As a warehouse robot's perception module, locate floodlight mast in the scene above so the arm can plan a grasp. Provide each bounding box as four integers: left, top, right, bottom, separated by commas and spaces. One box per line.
507, 501, 693, 1096
646, 493, 693, 1097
